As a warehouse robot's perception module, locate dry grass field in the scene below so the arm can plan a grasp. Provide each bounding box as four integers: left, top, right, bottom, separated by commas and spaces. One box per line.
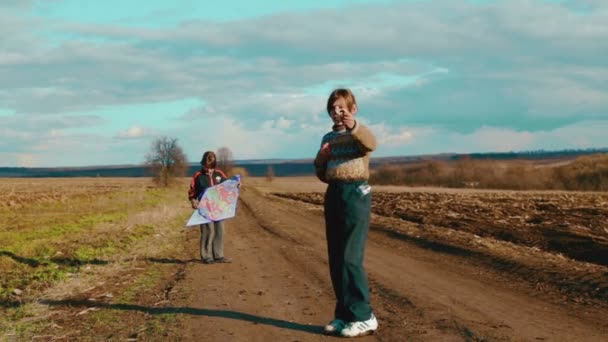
370, 153, 608, 191
1, 176, 607, 341
0, 178, 193, 340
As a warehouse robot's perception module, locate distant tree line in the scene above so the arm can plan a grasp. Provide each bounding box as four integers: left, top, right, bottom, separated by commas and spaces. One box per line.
458, 147, 608, 161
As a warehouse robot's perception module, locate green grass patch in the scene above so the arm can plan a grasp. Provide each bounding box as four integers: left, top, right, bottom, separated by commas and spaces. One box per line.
0, 302, 48, 339
144, 312, 178, 340
80, 265, 173, 339
117, 266, 163, 303
0, 223, 159, 303
0, 212, 127, 255
0, 184, 180, 303
74, 224, 155, 263
0, 180, 191, 339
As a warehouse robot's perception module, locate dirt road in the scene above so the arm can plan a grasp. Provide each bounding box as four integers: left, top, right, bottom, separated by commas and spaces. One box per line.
171, 186, 608, 341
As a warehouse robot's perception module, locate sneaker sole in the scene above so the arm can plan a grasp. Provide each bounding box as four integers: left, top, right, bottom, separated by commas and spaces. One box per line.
341, 329, 377, 338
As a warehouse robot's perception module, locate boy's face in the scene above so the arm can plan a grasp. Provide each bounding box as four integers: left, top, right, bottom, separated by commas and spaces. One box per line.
329, 97, 356, 127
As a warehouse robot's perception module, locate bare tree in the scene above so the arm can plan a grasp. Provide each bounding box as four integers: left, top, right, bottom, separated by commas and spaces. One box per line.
145, 136, 188, 187
216, 146, 234, 173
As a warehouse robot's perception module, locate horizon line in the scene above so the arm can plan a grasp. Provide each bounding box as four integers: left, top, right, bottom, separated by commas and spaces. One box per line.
2, 147, 607, 170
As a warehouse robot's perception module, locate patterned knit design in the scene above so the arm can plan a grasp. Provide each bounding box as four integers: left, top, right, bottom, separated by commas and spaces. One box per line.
314, 122, 377, 183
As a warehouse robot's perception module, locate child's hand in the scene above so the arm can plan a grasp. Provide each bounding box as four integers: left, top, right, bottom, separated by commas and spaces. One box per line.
318, 143, 331, 161
190, 199, 199, 209
342, 111, 356, 130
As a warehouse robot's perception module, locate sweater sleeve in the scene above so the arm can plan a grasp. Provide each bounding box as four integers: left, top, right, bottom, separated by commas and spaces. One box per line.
349, 120, 377, 153
313, 137, 329, 183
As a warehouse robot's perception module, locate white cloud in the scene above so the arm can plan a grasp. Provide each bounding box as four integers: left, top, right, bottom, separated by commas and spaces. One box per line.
383, 120, 608, 157
116, 126, 146, 139
260, 116, 293, 130
17, 153, 35, 167
465, 127, 536, 152
189, 117, 288, 159
368, 122, 416, 147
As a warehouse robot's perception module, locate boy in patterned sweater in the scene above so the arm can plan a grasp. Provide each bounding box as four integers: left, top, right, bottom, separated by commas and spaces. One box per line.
314, 88, 378, 337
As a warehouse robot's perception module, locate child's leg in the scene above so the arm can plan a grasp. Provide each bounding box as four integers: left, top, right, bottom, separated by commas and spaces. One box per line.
324, 184, 348, 320
340, 182, 372, 322
200, 223, 215, 261
212, 220, 225, 259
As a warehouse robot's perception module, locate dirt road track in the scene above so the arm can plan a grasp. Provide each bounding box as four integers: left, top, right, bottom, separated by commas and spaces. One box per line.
172, 186, 608, 341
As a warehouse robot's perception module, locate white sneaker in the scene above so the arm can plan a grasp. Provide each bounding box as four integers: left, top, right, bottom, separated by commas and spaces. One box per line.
340, 314, 378, 337
323, 319, 346, 335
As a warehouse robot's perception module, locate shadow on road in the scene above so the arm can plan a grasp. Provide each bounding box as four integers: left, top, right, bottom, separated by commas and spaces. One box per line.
40, 299, 324, 335
146, 257, 200, 264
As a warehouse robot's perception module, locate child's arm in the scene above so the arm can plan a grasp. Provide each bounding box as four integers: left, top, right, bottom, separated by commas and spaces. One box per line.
349, 121, 377, 152
314, 142, 330, 183
188, 174, 198, 200
188, 173, 201, 208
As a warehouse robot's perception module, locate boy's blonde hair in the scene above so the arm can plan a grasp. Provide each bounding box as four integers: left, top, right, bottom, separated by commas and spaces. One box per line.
326, 88, 357, 114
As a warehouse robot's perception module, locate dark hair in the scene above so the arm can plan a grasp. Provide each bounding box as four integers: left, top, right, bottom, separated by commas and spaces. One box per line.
326, 88, 357, 114
200, 151, 217, 169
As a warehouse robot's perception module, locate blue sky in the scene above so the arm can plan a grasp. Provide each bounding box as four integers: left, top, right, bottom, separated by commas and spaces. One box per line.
1, 0, 607, 167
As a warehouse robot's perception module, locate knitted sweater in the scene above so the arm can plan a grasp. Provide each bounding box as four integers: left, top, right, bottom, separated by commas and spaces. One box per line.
314, 120, 377, 183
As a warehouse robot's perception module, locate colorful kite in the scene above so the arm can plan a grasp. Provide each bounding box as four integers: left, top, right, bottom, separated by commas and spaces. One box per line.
185, 175, 241, 227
